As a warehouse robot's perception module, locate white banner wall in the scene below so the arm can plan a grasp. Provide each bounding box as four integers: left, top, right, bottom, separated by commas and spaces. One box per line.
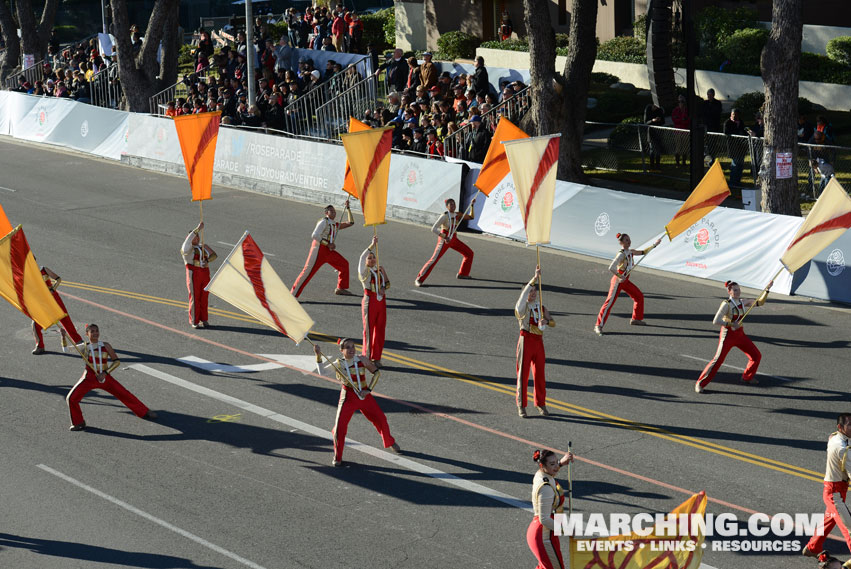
8, 92, 48, 138
0, 91, 9, 135
789, 231, 851, 304
13, 96, 77, 143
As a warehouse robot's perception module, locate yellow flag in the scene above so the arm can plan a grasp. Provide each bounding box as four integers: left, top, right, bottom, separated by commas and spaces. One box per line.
665, 161, 730, 240
569, 492, 708, 569
173, 111, 222, 201
0, 226, 67, 329
474, 117, 529, 196
503, 134, 560, 245
340, 127, 393, 226
780, 178, 851, 273
206, 232, 315, 344
0, 203, 12, 237
342, 117, 372, 198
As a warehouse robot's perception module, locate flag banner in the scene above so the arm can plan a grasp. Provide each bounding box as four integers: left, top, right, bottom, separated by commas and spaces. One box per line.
474, 117, 529, 196
665, 160, 730, 240
0, 203, 12, 237
206, 232, 315, 344
503, 134, 560, 245
781, 178, 851, 273
342, 117, 372, 198
569, 492, 708, 569
340, 127, 393, 226
173, 111, 222, 202
0, 225, 67, 329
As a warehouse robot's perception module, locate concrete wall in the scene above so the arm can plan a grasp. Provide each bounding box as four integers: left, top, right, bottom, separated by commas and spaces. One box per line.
395, 0, 427, 52
801, 24, 851, 56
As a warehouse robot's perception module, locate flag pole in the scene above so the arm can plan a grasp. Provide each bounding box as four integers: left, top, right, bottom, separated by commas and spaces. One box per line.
536, 244, 543, 310
199, 200, 205, 246
305, 336, 366, 400
68, 337, 100, 374
373, 225, 379, 269
739, 266, 784, 324
448, 190, 481, 242
567, 440, 573, 516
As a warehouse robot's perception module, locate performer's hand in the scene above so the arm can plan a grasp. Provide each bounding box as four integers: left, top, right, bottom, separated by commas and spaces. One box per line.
328, 243, 336, 251
345, 199, 350, 208
560, 452, 574, 466
535, 266, 541, 278
654, 238, 661, 246
538, 319, 547, 329
96, 372, 106, 383
767, 280, 774, 290
197, 221, 205, 231
371, 235, 378, 247
313, 345, 322, 356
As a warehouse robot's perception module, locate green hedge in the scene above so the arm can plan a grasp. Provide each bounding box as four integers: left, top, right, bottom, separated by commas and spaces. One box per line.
608, 116, 644, 149
437, 31, 482, 60
718, 28, 768, 76
799, 52, 851, 85
361, 8, 394, 51
587, 90, 648, 123
826, 36, 851, 67
695, 6, 757, 52
591, 72, 620, 86
597, 36, 646, 64
480, 39, 529, 52
733, 91, 817, 119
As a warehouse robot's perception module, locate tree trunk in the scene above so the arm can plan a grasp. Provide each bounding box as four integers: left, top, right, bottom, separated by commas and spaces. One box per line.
759, 0, 803, 216
14, 0, 57, 63
0, 1, 21, 85
522, 0, 559, 136
36, 0, 60, 56
159, 0, 180, 88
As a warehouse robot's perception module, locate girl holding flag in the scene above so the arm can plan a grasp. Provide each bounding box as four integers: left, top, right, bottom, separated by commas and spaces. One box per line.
359, 236, 389, 366
415, 197, 476, 287
516, 267, 555, 418
527, 448, 574, 569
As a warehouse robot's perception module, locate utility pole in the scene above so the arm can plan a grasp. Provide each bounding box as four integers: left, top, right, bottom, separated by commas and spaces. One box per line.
683, 0, 703, 187
245, 0, 256, 106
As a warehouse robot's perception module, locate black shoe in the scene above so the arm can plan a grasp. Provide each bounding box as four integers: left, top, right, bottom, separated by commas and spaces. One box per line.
143, 410, 158, 421
69, 422, 86, 431
32, 346, 45, 355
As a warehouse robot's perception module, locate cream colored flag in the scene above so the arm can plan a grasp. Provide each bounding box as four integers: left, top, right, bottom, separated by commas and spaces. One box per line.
503, 134, 560, 245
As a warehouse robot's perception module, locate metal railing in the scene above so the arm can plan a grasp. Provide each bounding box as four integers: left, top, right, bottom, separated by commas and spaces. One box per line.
4, 58, 46, 90
149, 64, 215, 115
313, 73, 386, 139
88, 62, 122, 109
443, 85, 530, 158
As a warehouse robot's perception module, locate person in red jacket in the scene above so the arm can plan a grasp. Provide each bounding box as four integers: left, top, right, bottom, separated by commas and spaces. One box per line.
31, 266, 83, 355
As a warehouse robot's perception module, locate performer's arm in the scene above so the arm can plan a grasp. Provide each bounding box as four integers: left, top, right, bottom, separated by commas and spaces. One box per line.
746, 280, 773, 308
636, 238, 662, 256
431, 213, 447, 236
542, 306, 556, 327
608, 251, 626, 279
203, 244, 218, 263
462, 199, 476, 221
712, 301, 730, 327
181, 231, 196, 262
515, 279, 536, 320
358, 239, 376, 283
311, 219, 327, 243
338, 200, 355, 229
535, 484, 557, 530
102, 342, 120, 379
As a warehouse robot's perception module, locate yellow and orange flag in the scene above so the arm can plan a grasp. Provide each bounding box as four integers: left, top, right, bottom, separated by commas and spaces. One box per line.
0, 203, 12, 237
474, 117, 529, 196
174, 111, 222, 201
569, 492, 708, 569
780, 178, 851, 273
342, 117, 372, 198
0, 226, 67, 329
206, 232, 315, 344
340, 127, 393, 226
503, 134, 560, 245
665, 160, 730, 240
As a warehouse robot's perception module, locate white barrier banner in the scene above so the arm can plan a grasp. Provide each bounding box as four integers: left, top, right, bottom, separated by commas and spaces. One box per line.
92, 114, 129, 160
8, 92, 48, 138
387, 154, 462, 215
127, 114, 182, 163
0, 91, 9, 135
13, 96, 77, 143
792, 231, 851, 303
44, 101, 128, 158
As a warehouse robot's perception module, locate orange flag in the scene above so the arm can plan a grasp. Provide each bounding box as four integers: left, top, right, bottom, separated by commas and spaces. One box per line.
0, 203, 12, 237
340, 127, 393, 226
664, 160, 730, 240
173, 111, 222, 201
475, 117, 529, 196
503, 134, 560, 245
342, 117, 372, 198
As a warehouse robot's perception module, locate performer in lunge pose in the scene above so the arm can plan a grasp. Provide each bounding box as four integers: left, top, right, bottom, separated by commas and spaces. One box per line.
181, 222, 217, 328
292, 202, 355, 298
415, 197, 475, 287
694, 279, 772, 393
359, 236, 389, 367
527, 449, 574, 569
516, 267, 554, 418
66, 324, 157, 431
594, 232, 661, 336
314, 339, 400, 467
31, 265, 83, 355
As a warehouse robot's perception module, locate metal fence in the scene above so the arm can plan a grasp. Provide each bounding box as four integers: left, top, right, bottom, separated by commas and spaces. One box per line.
149, 65, 216, 115
4, 59, 47, 90
313, 73, 386, 139
88, 62, 122, 109
443, 86, 530, 158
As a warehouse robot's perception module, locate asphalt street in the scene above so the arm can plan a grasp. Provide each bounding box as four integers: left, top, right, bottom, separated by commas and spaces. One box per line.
0, 136, 849, 569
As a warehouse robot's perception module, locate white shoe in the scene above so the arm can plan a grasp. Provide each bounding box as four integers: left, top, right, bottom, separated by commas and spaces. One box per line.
694, 383, 704, 394
517, 406, 527, 418
414, 279, 423, 287
593, 325, 603, 336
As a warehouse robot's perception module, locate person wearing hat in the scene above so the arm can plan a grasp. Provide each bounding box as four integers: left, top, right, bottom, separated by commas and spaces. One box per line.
291, 203, 355, 298
410, 127, 427, 154
420, 51, 437, 90
425, 127, 444, 158
415, 195, 476, 287
464, 114, 491, 163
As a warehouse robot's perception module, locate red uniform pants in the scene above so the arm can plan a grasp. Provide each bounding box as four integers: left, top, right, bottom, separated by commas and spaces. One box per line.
596, 275, 644, 327
362, 291, 386, 361
696, 326, 761, 388
806, 481, 851, 554
67, 370, 150, 427
186, 264, 211, 325
332, 387, 396, 462
33, 291, 82, 348
517, 331, 546, 408
291, 242, 350, 297
416, 234, 474, 284
526, 517, 565, 569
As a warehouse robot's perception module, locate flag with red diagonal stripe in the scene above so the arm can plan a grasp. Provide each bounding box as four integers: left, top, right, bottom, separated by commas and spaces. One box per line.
340, 126, 393, 226
205, 231, 314, 344
342, 117, 372, 198
503, 134, 561, 245
474, 117, 529, 196
0, 225, 67, 329
173, 111, 222, 201
665, 160, 730, 239
780, 178, 851, 273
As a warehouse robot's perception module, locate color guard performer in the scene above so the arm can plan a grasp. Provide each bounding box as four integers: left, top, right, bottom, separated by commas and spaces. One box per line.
314, 339, 400, 467
66, 324, 157, 431
31, 266, 83, 355
181, 222, 217, 329
516, 267, 554, 418
694, 279, 772, 393
527, 449, 574, 569
292, 202, 355, 298
415, 197, 475, 287
359, 236, 389, 367
594, 233, 661, 336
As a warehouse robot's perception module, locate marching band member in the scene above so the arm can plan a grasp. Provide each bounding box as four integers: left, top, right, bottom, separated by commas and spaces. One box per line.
415, 197, 475, 287
527, 449, 574, 569
66, 324, 157, 431
292, 202, 355, 298
359, 236, 389, 367
594, 232, 661, 336
694, 279, 772, 393
314, 339, 400, 467
181, 222, 217, 329
516, 267, 554, 418
31, 265, 83, 355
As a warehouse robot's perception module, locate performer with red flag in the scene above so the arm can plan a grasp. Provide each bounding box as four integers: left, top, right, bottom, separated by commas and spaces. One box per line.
359, 235, 389, 366
527, 448, 574, 569
291, 202, 355, 298
31, 265, 83, 354
415, 197, 476, 287
516, 266, 555, 418
181, 222, 217, 328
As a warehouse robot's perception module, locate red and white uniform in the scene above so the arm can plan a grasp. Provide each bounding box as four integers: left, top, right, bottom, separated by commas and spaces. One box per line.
806, 430, 851, 555
595, 244, 656, 329
416, 210, 474, 284
66, 341, 149, 427
181, 231, 217, 326
291, 216, 350, 297
359, 245, 389, 362
696, 292, 767, 389
516, 277, 554, 408
526, 469, 566, 569
33, 268, 83, 348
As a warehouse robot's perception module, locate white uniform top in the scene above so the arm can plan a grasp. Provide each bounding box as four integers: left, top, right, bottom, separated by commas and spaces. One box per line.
431, 211, 460, 238
531, 469, 560, 531
311, 217, 339, 245
181, 232, 213, 267
358, 246, 388, 300
825, 431, 851, 483
608, 248, 634, 275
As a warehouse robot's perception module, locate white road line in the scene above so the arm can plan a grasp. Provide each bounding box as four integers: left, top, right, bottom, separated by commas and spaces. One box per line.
410, 289, 489, 309
129, 363, 531, 512
178, 354, 317, 374
217, 241, 275, 256
0, 186, 17, 192
37, 464, 268, 569
680, 355, 793, 382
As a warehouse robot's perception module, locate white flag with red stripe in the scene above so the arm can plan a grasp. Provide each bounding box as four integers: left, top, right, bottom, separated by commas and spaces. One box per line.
205, 231, 314, 344
503, 134, 561, 245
